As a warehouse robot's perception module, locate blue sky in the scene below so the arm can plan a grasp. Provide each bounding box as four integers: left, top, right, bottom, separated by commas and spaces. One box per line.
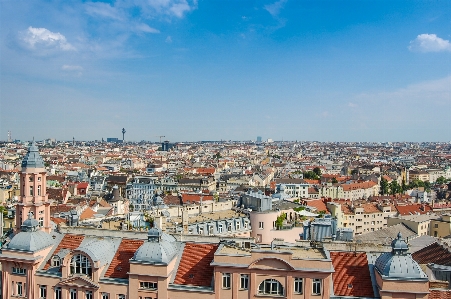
1, 0, 450, 142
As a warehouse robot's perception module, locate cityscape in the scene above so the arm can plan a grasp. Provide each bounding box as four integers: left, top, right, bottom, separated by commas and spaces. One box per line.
1, 0, 451, 299
0, 136, 450, 298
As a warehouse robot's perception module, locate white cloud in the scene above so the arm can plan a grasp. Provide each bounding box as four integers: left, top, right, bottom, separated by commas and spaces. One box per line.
408, 33, 451, 52
62, 65, 83, 71
264, 0, 287, 17
85, 2, 124, 20
125, 0, 197, 19
135, 23, 160, 34
20, 27, 75, 51
165, 36, 173, 43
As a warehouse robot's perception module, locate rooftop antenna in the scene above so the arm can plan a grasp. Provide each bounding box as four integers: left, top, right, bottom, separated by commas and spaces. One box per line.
122, 128, 126, 143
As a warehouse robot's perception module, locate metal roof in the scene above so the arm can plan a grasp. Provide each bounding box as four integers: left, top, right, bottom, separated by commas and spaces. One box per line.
7, 230, 55, 252
21, 141, 45, 169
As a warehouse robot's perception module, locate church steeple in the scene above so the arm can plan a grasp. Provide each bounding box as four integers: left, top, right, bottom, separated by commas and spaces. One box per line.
15, 142, 51, 233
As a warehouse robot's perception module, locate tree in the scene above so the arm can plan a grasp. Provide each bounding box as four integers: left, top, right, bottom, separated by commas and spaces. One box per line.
389, 181, 401, 196
313, 167, 322, 177
303, 171, 319, 180
436, 176, 446, 185
401, 178, 407, 192
380, 177, 389, 195
331, 177, 338, 184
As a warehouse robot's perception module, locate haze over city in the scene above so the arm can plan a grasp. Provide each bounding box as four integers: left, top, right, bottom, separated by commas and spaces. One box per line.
1, 0, 450, 142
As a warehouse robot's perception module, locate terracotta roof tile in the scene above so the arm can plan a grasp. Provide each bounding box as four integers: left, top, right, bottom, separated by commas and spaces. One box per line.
412, 242, 451, 266
429, 290, 451, 299
173, 243, 218, 287
44, 234, 85, 270
330, 251, 374, 298
104, 238, 144, 279
79, 207, 96, 220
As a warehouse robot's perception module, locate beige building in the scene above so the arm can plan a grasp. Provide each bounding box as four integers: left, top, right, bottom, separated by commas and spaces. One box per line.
387, 214, 439, 236
429, 213, 451, 238
327, 200, 395, 235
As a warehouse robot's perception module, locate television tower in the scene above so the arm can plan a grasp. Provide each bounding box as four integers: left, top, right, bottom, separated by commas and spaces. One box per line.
122, 128, 126, 142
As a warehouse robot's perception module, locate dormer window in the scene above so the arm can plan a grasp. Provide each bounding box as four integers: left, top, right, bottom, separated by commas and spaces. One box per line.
52, 256, 61, 267
70, 254, 92, 277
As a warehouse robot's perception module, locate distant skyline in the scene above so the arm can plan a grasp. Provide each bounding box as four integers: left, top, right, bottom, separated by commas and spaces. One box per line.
1, 0, 450, 142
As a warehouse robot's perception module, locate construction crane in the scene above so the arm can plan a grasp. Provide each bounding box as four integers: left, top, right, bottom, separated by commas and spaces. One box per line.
156, 136, 165, 143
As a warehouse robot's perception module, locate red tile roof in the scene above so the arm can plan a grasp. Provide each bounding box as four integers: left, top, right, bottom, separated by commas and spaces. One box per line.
395, 204, 433, 216
181, 194, 213, 203
44, 234, 85, 270
412, 242, 451, 266
173, 243, 218, 287
104, 239, 144, 279
79, 207, 96, 220
429, 290, 451, 299
330, 252, 374, 298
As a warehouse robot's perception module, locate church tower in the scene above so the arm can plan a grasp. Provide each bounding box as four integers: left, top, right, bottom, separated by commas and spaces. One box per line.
15, 141, 51, 233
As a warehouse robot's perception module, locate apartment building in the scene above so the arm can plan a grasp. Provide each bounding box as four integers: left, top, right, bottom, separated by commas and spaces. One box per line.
327, 200, 395, 235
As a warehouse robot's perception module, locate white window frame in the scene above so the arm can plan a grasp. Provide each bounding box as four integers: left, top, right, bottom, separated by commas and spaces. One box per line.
101, 293, 109, 299
17, 282, 23, 297
70, 289, 77, 299
312, 278, 322, 295
240, 274, 249, 290
222, 273, 231, 289
259, 222, 264, 229
85, 291, 93, 299
55, 287, 62, 299
294, 278, 303, 294
39, 285, 47, 299
218, 224, 223, 233
236, 221, 240, 230
12, 267, 26, 275
258, 279, 283, 295
139, 281, 157, 290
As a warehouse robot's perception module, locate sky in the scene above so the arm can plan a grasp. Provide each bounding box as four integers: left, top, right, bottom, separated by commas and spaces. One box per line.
0, 0, 450, 142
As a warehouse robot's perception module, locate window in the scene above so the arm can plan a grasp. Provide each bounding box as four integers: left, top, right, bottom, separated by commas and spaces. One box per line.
55, 287, 62, 299
38, 177, 41, 182
17, 282, 23, 297
198, 227, 204, 234
52, 256, 61, 267
29, 186, 34, 196
259, 222, 264, 229
236, 221, 240, 230
244, 222, 248, 229
38, 185, 42, 196
101, 293, 109, 299
294, 278, 303, 294
85, 291, 93, 299
218, 224, 223, 233
39, 217, 44, 227
222, 273, 231, 289
140, 282, 157, 290
312, 279, 322, 295
240, 274, 249, 290
258, 279, 283, 295
70, 254, 92, 277
227, 222, 232, 232
435, 223, 439, 228
70, 289, 77, 299
12, 267, 26, 275
118, 295, 126, 299
39, 285, 47, 298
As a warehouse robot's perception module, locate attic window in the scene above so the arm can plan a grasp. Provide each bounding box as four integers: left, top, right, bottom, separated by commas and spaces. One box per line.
52, 256, 61, 267
348, 284, 353, 289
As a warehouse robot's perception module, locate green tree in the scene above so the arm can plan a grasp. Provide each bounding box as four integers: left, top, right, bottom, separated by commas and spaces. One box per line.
303, 171, 319, 180
313, 167, 322, 177
436, 176, 446, 184
331, 177, 338, 184
389, 181, 401, 196
401, 178, 407, 192
380, 178, 389, 195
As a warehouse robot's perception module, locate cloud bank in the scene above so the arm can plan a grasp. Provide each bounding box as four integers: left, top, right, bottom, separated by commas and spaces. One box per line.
20, 27, 75, 51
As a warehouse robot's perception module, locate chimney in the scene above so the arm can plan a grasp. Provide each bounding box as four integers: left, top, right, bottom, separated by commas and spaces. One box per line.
182, 209, 189, 234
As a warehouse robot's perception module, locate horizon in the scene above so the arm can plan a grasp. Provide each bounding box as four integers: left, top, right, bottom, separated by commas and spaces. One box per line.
1, 0, 450, 142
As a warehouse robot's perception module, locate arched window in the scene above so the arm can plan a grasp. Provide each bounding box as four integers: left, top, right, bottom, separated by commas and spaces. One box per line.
70, 254, 92, 277
258, 279, 284, 295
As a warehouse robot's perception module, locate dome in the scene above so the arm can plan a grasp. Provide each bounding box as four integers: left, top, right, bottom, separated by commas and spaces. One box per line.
133, 228, 178, 264
21, 141, 45, 169
8, 230, 54, 252
374, 232, 427, 280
